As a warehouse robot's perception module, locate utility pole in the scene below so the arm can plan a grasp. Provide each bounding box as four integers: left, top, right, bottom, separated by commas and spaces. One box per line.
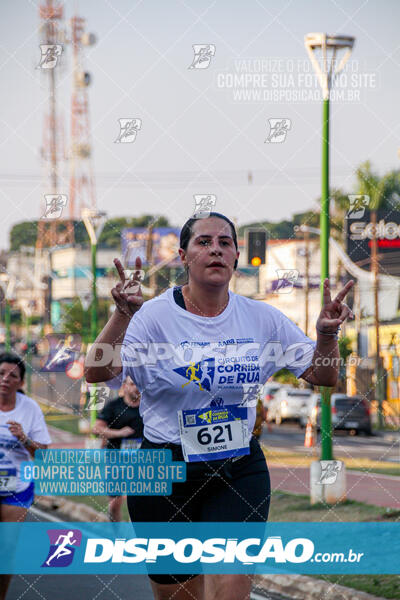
294, 225, 310, 336
147, 224, 156, 292
371, 210, 384, 428
304, 228, 310, 337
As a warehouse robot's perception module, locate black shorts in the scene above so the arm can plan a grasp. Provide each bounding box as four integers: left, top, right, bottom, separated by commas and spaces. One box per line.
127, 436, 271, 585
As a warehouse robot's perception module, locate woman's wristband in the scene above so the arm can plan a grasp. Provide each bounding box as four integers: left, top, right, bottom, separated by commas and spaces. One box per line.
316, 326, 341, 340
21, 436, 33, 448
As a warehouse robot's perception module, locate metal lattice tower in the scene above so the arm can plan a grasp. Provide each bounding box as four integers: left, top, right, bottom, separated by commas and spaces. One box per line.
37, 0, 75, 249
69, 14, 97, 218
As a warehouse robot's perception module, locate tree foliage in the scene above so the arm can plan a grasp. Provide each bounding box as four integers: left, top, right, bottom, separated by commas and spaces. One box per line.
61, 298, 112, 343
356, 161, 400, 211
238, 210, 320, 241
9, 215, 171, 251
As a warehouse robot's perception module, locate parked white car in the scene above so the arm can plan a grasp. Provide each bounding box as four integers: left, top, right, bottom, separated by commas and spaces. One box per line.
267, 387, 313, 425
262, 382, 282, 408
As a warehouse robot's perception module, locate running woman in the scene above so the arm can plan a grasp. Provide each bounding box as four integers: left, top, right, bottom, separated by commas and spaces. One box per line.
85, 212, 353, 600
0, 352, 51, 600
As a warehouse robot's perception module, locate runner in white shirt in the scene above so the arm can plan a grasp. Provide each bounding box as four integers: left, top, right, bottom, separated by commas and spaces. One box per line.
0, 352, 51, 600
85, 212, 354, 600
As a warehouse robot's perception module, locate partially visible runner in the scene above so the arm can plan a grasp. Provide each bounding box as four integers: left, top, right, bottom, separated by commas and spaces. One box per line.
92, 376, 143, 521
0, 352, 51, 600
85, 213, 354, 600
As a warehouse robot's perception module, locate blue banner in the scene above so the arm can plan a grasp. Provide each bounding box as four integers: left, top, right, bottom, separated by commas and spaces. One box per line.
20, 449, 186, 496
122, 227, 181, 267
0, 522, 398, 574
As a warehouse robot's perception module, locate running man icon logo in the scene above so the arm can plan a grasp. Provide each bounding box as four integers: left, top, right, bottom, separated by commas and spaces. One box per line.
114, 118, 142, 143
193, 194, 217, 218
122, 269, 145, 294
347, 195, 370, 219
274, 269, 299, 294
37, 44, 63, 69
318, 460, 343, 485
241, 384, 262, 408
42, 194, 68, 219
41, 334, 82, 372
174, 358, 215, 392
42, 529, 82, 568
188, 44, 216, 69
265, 118, 292, 143
86, 385, 110, 411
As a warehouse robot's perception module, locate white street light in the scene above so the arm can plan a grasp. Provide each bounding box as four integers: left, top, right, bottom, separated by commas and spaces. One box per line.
304, 33, 355, 99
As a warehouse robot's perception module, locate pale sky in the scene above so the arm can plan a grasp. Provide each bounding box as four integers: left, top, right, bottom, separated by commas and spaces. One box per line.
1, 0, 400, 250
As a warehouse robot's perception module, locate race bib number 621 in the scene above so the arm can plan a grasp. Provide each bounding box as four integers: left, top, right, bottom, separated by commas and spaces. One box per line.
178, 405, 249, 462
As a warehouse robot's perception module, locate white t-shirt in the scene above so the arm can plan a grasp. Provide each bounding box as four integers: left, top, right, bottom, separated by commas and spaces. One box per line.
0, 392, 52, 494
111, 288, 316, 444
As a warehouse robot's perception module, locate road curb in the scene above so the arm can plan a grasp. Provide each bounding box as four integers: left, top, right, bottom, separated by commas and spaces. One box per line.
34, 495, 109, 522
373, 431, 399, 443
255, 574, 388, 600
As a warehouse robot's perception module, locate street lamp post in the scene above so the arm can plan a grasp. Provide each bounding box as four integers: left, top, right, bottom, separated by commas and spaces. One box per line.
22, 301, 35, 396
5, 300, 11, 352
82, 208, 107, 340
304, 33, 355, 462
0, 274, 18, 351
82, 208, 106, 435
90, 242, 98, 341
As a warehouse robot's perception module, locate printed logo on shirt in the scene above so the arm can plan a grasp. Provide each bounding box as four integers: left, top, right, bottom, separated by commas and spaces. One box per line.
173, 358, 215, 392
198, 410, 212, 424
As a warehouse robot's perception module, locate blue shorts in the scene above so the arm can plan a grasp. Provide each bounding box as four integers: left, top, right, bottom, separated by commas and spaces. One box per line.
0, 482, 34, 508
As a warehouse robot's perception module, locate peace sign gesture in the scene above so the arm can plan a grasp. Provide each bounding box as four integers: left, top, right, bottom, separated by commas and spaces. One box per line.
316, 278, 354, 334
111, 257, 144, 317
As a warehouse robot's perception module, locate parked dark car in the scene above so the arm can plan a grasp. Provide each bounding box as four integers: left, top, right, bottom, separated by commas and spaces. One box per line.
299, 393, 372, 435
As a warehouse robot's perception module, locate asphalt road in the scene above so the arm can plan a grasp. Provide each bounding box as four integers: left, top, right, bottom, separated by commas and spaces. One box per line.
259, 422, 400, 463
7, 508, 154, 600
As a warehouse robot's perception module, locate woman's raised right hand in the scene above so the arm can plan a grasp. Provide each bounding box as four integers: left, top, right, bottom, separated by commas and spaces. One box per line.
111, 257, 144, 317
